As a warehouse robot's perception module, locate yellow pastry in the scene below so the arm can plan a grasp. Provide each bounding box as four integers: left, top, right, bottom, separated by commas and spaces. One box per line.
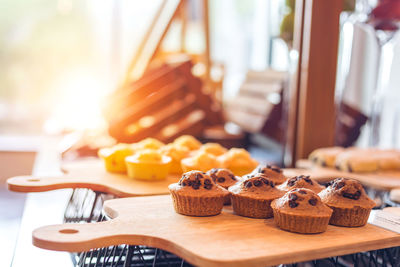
308, 147, 344, 168
173, 135, 201, 151
199, 143, 228, 156
159, 144, 190, 174
133, 137, 165, 150
98, 143, 134, 173
218, 148, 258, 176
181, 151, 219, 173
125, 149, 171, 181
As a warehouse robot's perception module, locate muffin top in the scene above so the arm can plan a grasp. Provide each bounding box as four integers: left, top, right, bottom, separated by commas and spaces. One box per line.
199, 143, 228, 156
133, 138, 165, 150
318, 178, 376, 209
207, 168, 240, 189
125, 149, 171, 164
181, 151, 219, 170
272, 188, 332, 216
219, 148, 258, 168
278, 175, 324, 193
159, 144, 189, 161
228, 173, 285, 199
247, 164, 287, 185
168, 171, 227, 196
98, 143, 134, 158
173, 135, 202, 151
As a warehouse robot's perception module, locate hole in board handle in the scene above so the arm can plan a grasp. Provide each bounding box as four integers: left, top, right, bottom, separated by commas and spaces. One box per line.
28, 179, 40, 182
59, 229, 79, 234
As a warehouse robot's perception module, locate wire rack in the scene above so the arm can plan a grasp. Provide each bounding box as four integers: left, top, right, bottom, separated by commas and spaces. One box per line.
63, 188, 400, 267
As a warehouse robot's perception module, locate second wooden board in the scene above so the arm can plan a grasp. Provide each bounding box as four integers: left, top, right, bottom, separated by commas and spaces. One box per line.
7, 158, 180, 197
296, 159, 400, 191
33, 195, 400, 267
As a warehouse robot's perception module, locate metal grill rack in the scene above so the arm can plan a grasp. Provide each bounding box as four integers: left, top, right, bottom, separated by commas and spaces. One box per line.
63, 188, 400, 267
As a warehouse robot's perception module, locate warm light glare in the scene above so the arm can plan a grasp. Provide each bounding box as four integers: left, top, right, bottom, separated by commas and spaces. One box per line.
44, 69, 107, 133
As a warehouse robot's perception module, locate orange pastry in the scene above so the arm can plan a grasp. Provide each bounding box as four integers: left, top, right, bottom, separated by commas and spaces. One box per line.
218, 148, 258, 176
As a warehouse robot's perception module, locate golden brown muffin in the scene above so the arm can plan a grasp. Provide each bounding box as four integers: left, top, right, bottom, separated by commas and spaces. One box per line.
159, 144, 189, 174
218, 148, 258, 176
173, 135, 202, 151
98, 143, 134, 173
334, 148, 400, 172
133, 138, 165, 150
169, 171, 228, 216
199, 143, 228, 156
272, 188, 332, 234
181, 151, 220, 172
309, 147, 344, 167
207, 168, 240, 205
318, 178, 376, 227
278, 175, 324, 193
247, 164, 287, 185
125, 149, 171, 181
228, 173, 285, 218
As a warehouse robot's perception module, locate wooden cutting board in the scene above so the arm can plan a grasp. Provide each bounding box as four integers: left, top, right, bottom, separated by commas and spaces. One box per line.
7, 159, 180, 197
295, 159, 400, 191
6, 158, 331, 197
33, 195, 400, 267
8, 158, 398, 197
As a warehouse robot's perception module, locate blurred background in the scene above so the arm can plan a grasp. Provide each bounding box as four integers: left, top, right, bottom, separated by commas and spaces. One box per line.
1, 0, 400, 265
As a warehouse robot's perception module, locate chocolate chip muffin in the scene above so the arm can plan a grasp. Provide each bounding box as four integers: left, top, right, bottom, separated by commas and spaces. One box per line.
207, 168, 240, 205
318, 178, 376, 227
278, 175, 324, 193
271, 188, 332, 234
247, 164, 287, 185
169, 171, 228, 216
228, 173, 285, 218
309, 147, 344, 168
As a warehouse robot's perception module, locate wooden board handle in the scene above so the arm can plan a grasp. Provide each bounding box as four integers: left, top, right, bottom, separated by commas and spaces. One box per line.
7, 176, 107, 193
33, 221, 123, 252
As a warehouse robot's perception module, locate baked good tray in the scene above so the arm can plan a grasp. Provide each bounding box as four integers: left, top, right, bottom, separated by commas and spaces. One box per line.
7, 158, 331, 197
33, 195, 400, 267
296, 159, 400, 191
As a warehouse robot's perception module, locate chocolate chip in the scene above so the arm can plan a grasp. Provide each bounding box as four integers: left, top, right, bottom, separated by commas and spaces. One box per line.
308, 198, 317, 206
335, 165, 340, 170
289, 193, 298, 201
298, 190, 307, 195
217, 177, 226, 183
204, 179, 212, 185
311, 157, 318, 163
229, 174, 236, 180
245, 181, 253, 188
195, 173, 203, 180
334, 181, 345, 189
253, 180, 262, 187
262, 178, 269, 186
204, 184, 213, 190
304, 176, 312, 184
270, 181, 275, 188
271, 167, 282, 173
182, 182, 187, 186
321, 161, 327, 167
287, 177, 296, 187
187, 180, 192, 186
347, 164, 353, 173
289, 200, 298, 208
192, 183, 200, 190
342, 190, 361, 200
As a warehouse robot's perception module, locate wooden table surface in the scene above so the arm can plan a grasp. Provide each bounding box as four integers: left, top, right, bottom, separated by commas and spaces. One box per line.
33, 195, 400, 267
